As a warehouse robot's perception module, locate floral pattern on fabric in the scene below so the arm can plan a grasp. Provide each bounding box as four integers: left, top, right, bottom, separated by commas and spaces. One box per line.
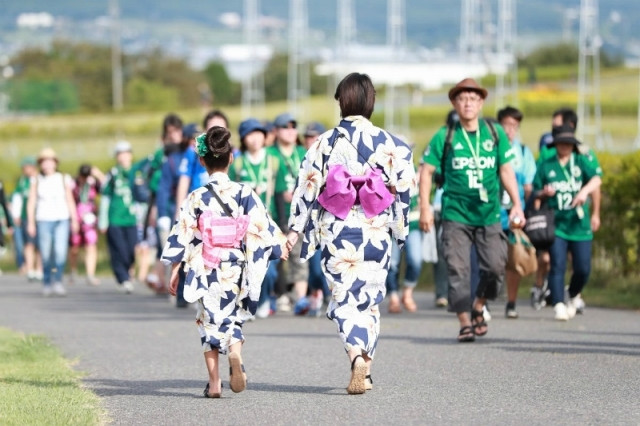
161, 172, 285, 353
288, 116, 415, 358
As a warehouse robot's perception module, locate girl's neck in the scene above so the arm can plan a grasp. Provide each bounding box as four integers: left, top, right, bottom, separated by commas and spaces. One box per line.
247, 148, 264, 162
557, 152, 571, 165
278, 142, 295, 156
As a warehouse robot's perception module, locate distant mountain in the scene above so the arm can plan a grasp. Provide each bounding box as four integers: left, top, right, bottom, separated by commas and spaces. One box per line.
1, 0, 638, 56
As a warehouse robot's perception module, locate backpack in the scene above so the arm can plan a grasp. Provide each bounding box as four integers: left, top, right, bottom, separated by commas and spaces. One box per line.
433, 118, 499, 188
129, 155, 156, 203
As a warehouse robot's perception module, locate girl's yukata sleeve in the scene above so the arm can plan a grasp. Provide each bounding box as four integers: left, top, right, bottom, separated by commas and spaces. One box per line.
236, 185, 286, 320
288, 134, 330, 261
160, 191, 199, 265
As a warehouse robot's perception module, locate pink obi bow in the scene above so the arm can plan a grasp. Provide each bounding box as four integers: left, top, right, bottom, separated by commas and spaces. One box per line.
318, 164, 395, 220
198, 210, 250, 269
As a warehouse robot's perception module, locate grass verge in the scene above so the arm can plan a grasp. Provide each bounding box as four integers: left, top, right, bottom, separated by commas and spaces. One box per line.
0, 327, 105, 425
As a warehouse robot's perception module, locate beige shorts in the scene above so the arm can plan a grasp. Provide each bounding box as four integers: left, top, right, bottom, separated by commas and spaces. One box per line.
283, 237, 308, 284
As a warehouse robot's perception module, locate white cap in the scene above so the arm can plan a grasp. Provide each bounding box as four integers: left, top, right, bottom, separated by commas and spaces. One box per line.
113, 140, 132, 156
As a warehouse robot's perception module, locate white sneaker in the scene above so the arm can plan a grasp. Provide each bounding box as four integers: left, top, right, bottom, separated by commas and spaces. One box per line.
42, 286, 53, 297
119, 281, 134, 294
483, 305, 492, 322
276, 295, 291, 313
566, 298, 577, 319
255, 300, 271, 319
572, 294, 585, 314
52, 282, 67, 296
554, 303, 569, 321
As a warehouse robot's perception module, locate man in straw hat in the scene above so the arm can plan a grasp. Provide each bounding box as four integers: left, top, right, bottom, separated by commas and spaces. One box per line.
419, 78, 524, 342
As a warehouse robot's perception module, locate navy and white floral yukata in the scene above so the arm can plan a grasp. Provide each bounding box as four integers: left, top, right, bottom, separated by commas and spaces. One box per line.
162, 172, 284, 354
289, 116, 415, 358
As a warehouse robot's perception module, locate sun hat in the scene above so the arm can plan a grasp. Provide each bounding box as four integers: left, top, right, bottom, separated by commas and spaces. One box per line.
182, 123, 200, 140
448, 78, 488, 101
238, 118, 267, 141
37, 147, 58, 164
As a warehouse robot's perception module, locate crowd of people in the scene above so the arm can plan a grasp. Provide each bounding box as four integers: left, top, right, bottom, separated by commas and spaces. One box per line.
0, 74, 603, 395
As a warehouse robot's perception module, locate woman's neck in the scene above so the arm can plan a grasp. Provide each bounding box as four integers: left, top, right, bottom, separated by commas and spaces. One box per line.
247, 148, 265, 163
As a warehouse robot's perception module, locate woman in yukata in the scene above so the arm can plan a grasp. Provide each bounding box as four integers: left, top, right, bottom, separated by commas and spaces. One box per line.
287, 73, 415, 394
161, 126, 288, 398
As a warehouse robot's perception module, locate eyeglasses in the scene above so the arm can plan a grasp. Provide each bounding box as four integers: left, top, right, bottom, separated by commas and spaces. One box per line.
278, 123, 297, 130
455, 96, 482, 104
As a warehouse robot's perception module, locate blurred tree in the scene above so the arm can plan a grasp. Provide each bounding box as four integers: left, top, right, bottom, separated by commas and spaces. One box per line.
8, 79, 79, 112
125, 48, 205, 108
202, 61, 240, 105
125, 77, 179, 111
263, 53, 328, 102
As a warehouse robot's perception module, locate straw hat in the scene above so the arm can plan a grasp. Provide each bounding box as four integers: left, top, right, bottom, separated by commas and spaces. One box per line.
37, 147, 58, 164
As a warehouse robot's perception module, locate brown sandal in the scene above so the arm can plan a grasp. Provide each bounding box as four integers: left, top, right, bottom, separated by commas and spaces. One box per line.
229, 352, 247, 393
346, 355, 367, 395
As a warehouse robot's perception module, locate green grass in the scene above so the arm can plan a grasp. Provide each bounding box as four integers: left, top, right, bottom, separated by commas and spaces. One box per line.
0, 327, 105, 425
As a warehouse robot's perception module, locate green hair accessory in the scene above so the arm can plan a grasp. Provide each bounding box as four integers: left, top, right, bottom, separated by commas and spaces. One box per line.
195, 133, 208, 157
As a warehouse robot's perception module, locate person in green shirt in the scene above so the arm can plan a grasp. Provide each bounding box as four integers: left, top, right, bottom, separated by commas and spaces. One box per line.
419, 78, 524, 342
229, 118, 282, 318
10, 156, 42, 280
267, 112, 309, 314
533, 108, 602, 313
98, 141, 139, 294
532, 126, 601, 321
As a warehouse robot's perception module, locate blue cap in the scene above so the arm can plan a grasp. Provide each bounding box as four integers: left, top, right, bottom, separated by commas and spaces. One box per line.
183, 123, 199, 139
20, 156, 37, 167
539, 132, 554, 149
304, 121, 326, 137
273, 112, 297, 129
238, 118, 267, 140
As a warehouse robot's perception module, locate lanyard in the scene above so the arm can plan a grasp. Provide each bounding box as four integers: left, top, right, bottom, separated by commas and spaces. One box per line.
461, 127, 482, 182
244, 154, 267, 188
281, 147, 301, 177
559, 153, 576, 192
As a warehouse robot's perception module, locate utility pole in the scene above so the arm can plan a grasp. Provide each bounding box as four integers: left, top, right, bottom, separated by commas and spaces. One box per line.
577, 0, 602, 149
242, 0, 265, 118
460, 0, 481, 61
496, 0, 518, 108
335, 0, 356, 117
384, 0, 410, 139
109, 0, 123, 112
287, 0, 310, 120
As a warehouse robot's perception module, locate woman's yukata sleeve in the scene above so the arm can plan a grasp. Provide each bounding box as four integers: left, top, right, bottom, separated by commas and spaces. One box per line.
236, 186, 286, 318
389, 140, 417, 249
160, 191, 199, 265
288, 135, 327, 233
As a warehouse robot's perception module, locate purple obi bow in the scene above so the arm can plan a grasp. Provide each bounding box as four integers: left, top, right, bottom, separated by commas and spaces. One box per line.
318, 164, 395, 220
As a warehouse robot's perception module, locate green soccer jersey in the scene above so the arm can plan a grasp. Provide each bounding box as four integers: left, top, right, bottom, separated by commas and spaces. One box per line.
533, 153, 598, 241
13, 176, 31, 221
267, 144, 306, 222
538, 145, 603, 177
102, 166, 137, 227
229, 151, 280, 222
423, 121, 514, 226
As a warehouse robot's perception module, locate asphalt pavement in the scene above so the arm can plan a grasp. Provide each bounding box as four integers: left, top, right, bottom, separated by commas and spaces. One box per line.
0, 274, 639, 425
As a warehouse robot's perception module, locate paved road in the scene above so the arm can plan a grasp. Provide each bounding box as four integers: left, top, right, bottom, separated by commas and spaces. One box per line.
1, 274, 639, 425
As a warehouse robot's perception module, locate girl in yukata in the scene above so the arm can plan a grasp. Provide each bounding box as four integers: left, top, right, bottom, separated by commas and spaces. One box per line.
287, 73, 415, 394
161, 126, 288, 398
